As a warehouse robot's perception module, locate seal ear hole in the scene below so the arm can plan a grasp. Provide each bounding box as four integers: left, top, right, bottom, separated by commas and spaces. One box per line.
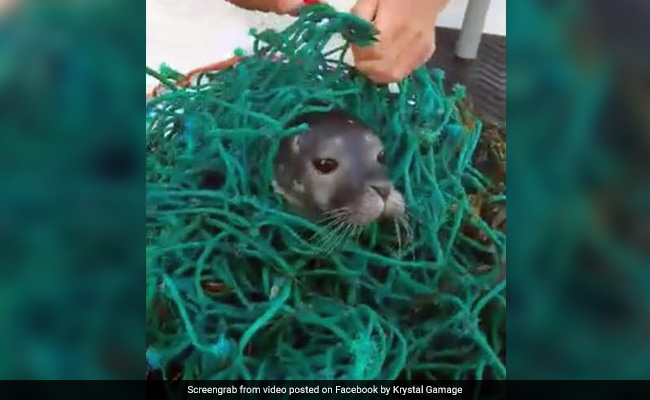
312, 158, 338, 174
291, 136, 301, 153
377, 150, 386, 164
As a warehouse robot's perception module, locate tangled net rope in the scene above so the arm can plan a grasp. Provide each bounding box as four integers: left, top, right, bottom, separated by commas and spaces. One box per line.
146, 4, 506, 380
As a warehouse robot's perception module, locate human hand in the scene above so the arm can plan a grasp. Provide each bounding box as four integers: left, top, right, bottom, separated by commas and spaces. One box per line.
351, 0, 450, 83
225, 0, 305, 15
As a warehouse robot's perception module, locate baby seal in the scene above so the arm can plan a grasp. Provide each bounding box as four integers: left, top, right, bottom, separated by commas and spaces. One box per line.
272, 111, 406, 226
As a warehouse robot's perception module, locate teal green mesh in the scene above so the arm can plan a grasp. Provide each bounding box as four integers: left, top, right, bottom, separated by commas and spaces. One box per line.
146, 4, 505, 380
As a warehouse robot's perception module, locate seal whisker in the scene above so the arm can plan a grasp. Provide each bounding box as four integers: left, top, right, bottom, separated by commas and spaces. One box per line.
316, 213, 343, 226
398, 216, 415, 261
316, 208, 350, 224
323, 207, 349, 216
353, 224, 363, 240
315, 215, 348, 237
331, 222, 355, 251
402, 208, 412, 222
322, 215, 359, 253
312, 226, 340, 249
314, 219, 348, 251
399, 215, 414, 241
341, 222, 356, 243
324, 225, 347, 252
394, 219, 403, 258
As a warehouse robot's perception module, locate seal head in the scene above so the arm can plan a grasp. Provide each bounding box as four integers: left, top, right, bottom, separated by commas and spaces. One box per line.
272, 111, 405, 226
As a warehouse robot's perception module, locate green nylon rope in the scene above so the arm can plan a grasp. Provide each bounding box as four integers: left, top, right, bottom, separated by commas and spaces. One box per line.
146, 4, 505, 380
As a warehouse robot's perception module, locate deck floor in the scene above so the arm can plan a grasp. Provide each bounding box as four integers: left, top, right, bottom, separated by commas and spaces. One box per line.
427, 28, 506, 123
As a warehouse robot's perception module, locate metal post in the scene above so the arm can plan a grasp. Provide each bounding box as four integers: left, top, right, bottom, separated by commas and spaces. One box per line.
455, 0, 492, 60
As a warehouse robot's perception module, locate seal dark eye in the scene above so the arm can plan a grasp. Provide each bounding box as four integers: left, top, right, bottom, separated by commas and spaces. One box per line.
377, 150, 386, 164
312, 158, 338, 174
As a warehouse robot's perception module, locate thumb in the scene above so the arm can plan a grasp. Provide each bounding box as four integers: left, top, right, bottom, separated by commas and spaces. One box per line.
275, 0, 308, 15
351, 0, 379, 21
350, 0, 381, 64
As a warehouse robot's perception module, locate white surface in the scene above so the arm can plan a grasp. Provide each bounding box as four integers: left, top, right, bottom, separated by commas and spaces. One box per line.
146, 0, 506, 87
441, 0, 505, 35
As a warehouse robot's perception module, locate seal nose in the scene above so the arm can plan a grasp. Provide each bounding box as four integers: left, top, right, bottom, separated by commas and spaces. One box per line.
370, 184, 392, 200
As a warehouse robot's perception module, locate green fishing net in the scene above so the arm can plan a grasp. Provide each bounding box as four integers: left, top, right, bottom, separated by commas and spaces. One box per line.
146, 5, 506, 380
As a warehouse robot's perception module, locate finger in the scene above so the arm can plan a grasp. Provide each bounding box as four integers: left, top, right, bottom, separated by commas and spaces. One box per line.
362, 30, 413, 82
351, 0, 379, 22
355, 1, 404, 67
371, 0, 403, 42
420, 39, 436, 65
356, 59, 407, 84
225, 0, 258, 11
354, 27, 405, 82
351, 41, 382, 63
349, 0, 382, 63
397, 32, 430, 67
351, 31, 385, 64
408, 32, 436, 71
274, 0, 306, 14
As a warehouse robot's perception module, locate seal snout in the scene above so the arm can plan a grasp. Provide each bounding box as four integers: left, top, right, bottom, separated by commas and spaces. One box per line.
370, 183, 392, 200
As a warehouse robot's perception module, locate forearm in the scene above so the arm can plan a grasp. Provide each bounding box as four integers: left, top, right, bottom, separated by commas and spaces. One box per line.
224, 0, 303, 15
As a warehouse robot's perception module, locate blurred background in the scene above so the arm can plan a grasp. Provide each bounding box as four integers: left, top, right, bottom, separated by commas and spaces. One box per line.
0, 0, 143, 379
507, 0, 650, 380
